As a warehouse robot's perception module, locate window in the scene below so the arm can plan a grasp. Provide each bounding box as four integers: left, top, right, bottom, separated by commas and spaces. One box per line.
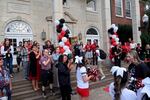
86, 28, 98, 35
5, 21, 32, 34
86, 0, 96, 11
63, 0, 67, 6
125, 0, 131, 18
115, 0, 123, 16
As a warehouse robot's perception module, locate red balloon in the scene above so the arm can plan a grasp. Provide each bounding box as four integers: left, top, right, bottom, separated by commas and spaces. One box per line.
65, 40, 71, 47
60, 30, 66, 37
110, 38, 115, 44
58, 34, 63, 40
112, 42, 117, 46
59, 47, 65, 54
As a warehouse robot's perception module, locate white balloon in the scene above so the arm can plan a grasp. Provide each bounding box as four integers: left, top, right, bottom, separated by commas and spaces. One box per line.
62, 37, 68, 43
111, 24, 116, 29
63, 49, 71, 55
112, 35, 117, 39
62, 25, 68, 31
116, 41, 119, 45
111, 45, 114, 48
115, 38, 119, 42
59, 42, 64, 47
63, 45, 69, 51
114, 26, 118, 33
55, 20, 60, 26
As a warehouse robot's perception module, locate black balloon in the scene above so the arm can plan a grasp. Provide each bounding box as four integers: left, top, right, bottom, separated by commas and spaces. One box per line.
64, 33, 69, 38
59, 18, 65, 24
65, 30, 70, 34
108, 28, 114, 35
58, 23, 63, 29
57, 28, 62, 33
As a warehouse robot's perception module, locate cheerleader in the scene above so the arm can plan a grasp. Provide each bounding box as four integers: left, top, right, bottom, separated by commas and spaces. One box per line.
75, 56, 93, 100
109, 66, 137, 100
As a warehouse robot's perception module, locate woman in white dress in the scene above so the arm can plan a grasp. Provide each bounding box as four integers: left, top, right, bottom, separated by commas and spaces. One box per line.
109, 66, 137, 100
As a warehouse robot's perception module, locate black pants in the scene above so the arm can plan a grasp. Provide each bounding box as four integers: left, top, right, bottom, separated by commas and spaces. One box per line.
60, 85, 71, 100
114, 57, 121, 67
93, 52, 98, 65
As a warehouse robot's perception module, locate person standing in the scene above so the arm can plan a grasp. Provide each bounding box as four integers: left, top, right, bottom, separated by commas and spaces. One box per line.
29, 45, 40, 91
40, 49, 54, 98
91, 40, 98, 65
16, 41, 23, 72
109, 66, 137, 100
1, 38, 14, 78
84, 41, 92, 65
21, 41, 29, 80
0, 54, 12, 100
76, 56, 93, 100
52, 47, 60, 88
43, 40, 55, 55
56, 55, 74, 100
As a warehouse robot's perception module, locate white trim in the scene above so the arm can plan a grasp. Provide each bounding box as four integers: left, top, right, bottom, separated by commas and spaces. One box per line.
115, 0, 123, 17
125, 0, 132, 18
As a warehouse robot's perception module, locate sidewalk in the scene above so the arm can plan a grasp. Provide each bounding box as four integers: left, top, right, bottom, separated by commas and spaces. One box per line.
57, 86, 111, 100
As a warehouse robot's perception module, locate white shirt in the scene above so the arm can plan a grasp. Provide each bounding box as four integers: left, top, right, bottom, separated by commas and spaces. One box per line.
76, 66, 89, 89
109, 82, 137, 100
130, 43, 137, 49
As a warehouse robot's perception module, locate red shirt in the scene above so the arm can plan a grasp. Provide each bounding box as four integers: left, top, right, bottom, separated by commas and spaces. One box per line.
91, 43, 97, 52
85, 44, 91, 52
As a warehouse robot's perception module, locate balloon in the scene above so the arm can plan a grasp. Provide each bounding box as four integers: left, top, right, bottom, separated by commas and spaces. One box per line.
112, 35, 117, 39
58, 23, 64, 29
63, 45, 69, 51
59, 18, 65, 24
114, 26, 118, 33
64, 33, 69, 38
60, 30, 66, 36
111, 24, 116, 29
59, 42, 64, 47
112, 42, 117, 46
58, 34, 63, 40
66, 29, 70, 34
111, 38, 116, 44
57, 28, 62, 33
108, 28, 114, 35
55, 20, 60, 26
62, 25, 68, 31
115, 38, 119, 42
65, 40, 71, 47
60, 48, 65, 54
62, 37, 68, 43
63, 49, 71, 55
116, 41, 119, 45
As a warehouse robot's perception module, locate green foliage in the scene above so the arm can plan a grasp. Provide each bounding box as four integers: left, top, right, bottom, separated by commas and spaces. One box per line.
140, 32, 150, 47
117, 24, 133, 43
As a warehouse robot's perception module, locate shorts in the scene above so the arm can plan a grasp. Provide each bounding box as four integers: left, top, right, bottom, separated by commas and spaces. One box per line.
41, 69, 53, 86
77, 87, 89, 97
85, 51, 93, 59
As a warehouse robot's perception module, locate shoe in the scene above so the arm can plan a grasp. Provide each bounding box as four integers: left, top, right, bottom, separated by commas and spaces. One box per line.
71, 91, 77, 95
101, 76, 106, 80
42, 91, 46, 98
10, 74, 13, 78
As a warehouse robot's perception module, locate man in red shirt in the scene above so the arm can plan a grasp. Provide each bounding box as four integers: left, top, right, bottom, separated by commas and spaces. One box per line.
91, 40, 98, 65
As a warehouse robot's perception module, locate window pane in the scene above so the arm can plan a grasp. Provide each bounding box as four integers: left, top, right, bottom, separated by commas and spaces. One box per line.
87, 28, 98, 35
125, 0, 131, 17
86, 0, 96, 11
115, 0, 122, 16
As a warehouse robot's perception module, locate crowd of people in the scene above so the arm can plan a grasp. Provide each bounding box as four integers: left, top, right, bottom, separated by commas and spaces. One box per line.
0, 37, 149, 100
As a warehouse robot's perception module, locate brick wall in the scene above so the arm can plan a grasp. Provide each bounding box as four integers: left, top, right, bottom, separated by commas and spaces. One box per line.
111, 0, 132, 25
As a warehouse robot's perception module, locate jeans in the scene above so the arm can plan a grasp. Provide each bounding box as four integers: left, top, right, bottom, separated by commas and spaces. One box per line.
3, 58, 13, 74
0, 86, 12, 100
60, 85, 71, 100
22, 61, 29, 79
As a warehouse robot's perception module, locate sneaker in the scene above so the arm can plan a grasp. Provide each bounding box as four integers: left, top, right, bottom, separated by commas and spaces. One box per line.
101, 76, 106, 80
42, 91, 46, 98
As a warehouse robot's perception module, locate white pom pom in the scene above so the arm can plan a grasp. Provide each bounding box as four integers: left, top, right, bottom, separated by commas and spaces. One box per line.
62, 37, 68, 43
55, 20, 60, 26
59, 42, 64, 47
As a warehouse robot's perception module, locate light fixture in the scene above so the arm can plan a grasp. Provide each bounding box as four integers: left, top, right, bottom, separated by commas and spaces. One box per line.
41, 30, 46, 40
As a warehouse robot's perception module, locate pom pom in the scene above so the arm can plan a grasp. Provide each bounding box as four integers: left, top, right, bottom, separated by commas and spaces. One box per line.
59, 42, 64, 47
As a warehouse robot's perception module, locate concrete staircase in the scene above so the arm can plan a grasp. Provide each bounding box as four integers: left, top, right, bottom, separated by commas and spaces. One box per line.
12, 66, 113, 100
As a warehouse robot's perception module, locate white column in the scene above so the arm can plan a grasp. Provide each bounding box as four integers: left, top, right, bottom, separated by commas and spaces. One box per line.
101, 0, 111, 52
52, 0, 63, 45
131, 0, 141, 43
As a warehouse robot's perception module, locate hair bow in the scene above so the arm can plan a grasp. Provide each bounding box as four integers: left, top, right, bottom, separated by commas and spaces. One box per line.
75, 56, 83, 64
111, 66, 127, 77
141, 77, 150, 98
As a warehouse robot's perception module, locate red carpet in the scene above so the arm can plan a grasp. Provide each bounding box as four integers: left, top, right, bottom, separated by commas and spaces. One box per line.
103, 86, 109, 93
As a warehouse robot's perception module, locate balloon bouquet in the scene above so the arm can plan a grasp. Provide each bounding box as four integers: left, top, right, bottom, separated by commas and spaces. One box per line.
108, 24, 119, 62
55, 18, 72, 56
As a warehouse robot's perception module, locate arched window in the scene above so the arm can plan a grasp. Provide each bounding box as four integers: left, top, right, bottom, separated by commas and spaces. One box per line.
86, 28, 98, 35
5, 21, 32, 34
86, 27, 100, 44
